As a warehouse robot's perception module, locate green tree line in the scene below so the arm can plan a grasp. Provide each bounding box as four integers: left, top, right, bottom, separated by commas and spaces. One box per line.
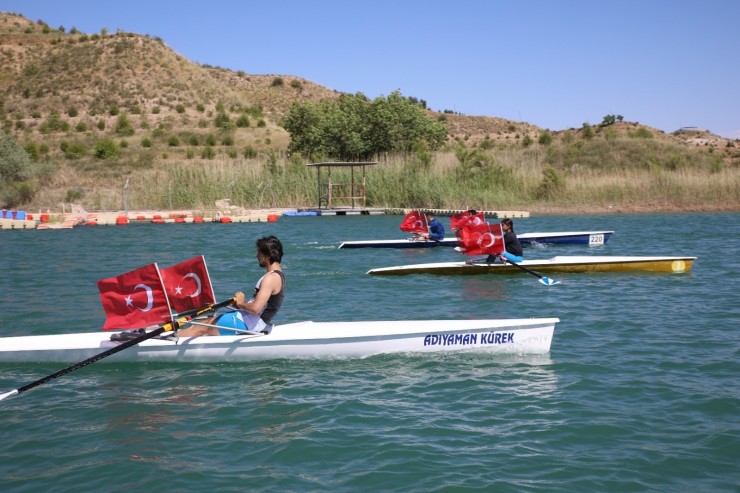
280, 90, 448, 161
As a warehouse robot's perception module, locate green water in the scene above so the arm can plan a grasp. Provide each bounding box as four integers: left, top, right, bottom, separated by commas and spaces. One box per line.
0, 212, 738, 492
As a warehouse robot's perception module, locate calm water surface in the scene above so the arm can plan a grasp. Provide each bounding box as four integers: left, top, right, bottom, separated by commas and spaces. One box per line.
1, 212, 738, 492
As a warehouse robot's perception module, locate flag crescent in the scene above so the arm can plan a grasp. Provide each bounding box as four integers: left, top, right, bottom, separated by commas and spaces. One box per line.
133, 283, 154, 312
477, 233, 496, 248
183, 273, 203, 297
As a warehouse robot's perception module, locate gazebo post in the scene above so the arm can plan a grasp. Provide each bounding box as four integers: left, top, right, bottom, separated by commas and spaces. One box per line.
306, 162, 378, 210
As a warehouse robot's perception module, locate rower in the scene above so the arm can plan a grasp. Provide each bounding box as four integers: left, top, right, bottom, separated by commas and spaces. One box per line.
177, 236, 285, 336
486, 218, 523, 263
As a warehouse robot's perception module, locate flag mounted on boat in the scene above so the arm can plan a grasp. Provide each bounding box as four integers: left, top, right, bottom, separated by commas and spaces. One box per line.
399, 210, 428, 234
160, 255, 216, 313
97, 263, 173, 330
450, 211, 485, 232
457, 222, 504, 256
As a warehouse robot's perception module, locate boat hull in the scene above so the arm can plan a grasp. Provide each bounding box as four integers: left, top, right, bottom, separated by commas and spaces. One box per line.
338, 231, 613, 249
366, 256, 695, 276
0, 319, 558, 363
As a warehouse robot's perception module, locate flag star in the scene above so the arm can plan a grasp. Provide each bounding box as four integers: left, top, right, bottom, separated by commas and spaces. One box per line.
175, 285, 183, 295
125, 295, 134, 306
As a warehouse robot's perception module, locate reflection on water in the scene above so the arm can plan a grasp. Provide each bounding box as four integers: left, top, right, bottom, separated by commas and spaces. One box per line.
458, 277, 511, 301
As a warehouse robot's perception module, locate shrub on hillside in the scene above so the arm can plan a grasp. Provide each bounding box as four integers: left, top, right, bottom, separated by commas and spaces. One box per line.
115, 113, 135, 136
244, 145, 257, 159
536, 166, 564, 199
629, 127, 653, 139
39, 113, 70, 133
201, 146, 215, 159
61, 140, 87, 159
94, 138, 120, 159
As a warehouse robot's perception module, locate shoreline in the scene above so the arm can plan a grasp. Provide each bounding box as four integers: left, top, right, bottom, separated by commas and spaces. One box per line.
2, 204, 738, 230
529, 203, 740, 215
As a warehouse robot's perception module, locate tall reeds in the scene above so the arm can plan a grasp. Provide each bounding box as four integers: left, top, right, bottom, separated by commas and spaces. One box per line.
54, 135, 740, 213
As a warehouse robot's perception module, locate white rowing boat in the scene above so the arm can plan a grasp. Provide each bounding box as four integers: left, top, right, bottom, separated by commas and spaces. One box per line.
0, 318, 558, 363
338, 230, 613, 249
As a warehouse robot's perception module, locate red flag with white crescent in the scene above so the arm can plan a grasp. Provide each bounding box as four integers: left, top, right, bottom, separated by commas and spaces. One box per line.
450, 211, 485, 232
399, 210, 428, 234
160, 255, 216, 313
457, 222, 504, 256
97, 263, 172, 330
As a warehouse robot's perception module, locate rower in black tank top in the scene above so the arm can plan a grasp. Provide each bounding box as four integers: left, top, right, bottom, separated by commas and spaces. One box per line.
254, 270, 285, 324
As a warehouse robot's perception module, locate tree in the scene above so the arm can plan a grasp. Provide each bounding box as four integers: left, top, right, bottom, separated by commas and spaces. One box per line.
0, 132, 35, 206
0, 132, 34, 182
281, 90, 448, 160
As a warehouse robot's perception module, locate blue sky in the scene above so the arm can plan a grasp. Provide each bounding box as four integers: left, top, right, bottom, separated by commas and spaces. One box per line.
3, 0, 739, 138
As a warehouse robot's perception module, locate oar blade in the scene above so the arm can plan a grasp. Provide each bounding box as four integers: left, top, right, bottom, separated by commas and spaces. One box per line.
0, 298, 235, 403
0, 390, 19, 402
539, 276, 558, 286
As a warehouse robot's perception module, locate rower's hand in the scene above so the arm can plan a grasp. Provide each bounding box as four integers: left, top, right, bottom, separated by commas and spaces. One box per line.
234, 291, 246, 306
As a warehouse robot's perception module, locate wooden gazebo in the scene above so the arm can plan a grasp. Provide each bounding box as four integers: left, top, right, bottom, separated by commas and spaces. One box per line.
305, 162, 378, 209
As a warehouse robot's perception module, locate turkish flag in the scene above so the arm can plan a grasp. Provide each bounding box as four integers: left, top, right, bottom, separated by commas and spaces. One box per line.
160, 255, 216, 313
450, 211, 485, 232
457, 222, 504, 256
399, 210, 428, 234
97, 263, 172, 330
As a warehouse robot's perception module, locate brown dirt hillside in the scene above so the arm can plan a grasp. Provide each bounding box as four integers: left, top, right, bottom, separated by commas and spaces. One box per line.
1, 10, 738, 202
3, 12, 737, 154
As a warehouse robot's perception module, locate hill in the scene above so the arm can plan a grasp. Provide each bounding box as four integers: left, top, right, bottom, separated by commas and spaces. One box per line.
1, 12, 738, 213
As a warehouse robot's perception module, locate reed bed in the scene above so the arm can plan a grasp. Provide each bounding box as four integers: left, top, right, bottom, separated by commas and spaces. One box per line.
35, 138, 740, 214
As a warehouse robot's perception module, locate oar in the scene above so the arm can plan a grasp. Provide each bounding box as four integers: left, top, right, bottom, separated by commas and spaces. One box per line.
502, 257, 559, 286
0, 298, 234, 402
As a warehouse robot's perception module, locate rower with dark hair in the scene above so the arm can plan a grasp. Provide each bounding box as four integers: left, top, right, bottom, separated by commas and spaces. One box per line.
486, 218, 524, 264
421, 212, 445, 241
178, 235, 285, 336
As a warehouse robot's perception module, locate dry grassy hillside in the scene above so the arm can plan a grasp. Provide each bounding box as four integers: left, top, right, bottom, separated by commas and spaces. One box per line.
0, 12, 341, 154
3, 12, 737, 156
1, 12, 738, 214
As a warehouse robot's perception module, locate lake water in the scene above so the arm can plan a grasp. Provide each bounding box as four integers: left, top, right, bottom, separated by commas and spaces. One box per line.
0, 212, 738, 492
